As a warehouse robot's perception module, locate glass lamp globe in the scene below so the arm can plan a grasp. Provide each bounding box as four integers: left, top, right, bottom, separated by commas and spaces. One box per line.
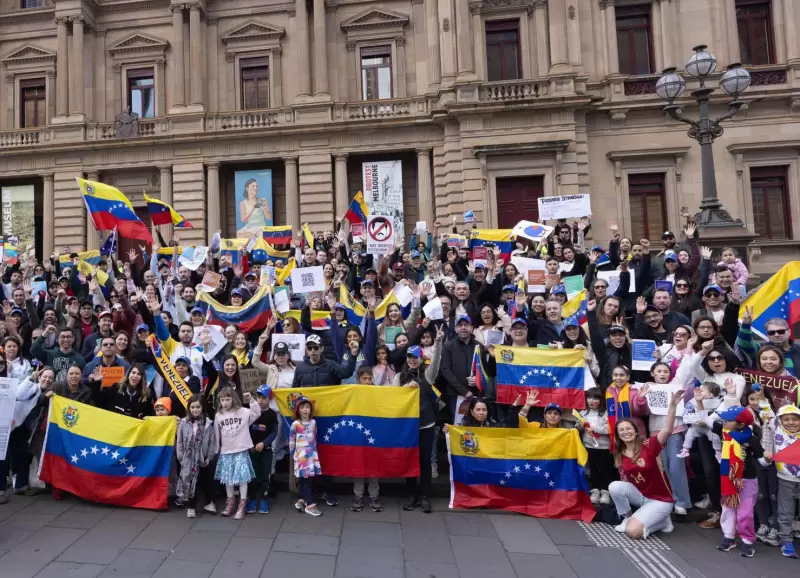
686, 45, 717, 78
655, 69, 686, 101
720, 65, 751, 98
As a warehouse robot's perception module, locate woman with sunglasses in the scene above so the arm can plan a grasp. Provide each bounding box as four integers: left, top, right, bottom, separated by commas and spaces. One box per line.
658, 325, 694, 376
671, 278, 702, 318
736, 306, 800, 376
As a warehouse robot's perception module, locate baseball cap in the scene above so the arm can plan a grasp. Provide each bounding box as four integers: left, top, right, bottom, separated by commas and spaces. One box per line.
717, 405, 754, 426
361, 279, 374, 287
392, 262, 404, 272
473, 262, 487, 269
777, 405, 800, 418
136, 323, 150, 333
455, 314, 472, 325
10, 308, 24, 316
544, 402, 562, 414
550, 285, 566, 295
644, 304, 660, 314
609, 324, 627, 334
274, 342, 290, 355
406, 345, 422, 358
244, 271, 257, 279
98, 310, 113, 319
595, 253, 611, 267
591, 245, 604, 253
80, 299, 94, 308
662, 231, 675, 239
190, 307, 204, 316
256, 385, 274, 399
703, 283, 722, 295
563, 316, 579, 327
307, 334, 322, 346
174, 356, 191, 367
365, 268, 378, 275
334, 302, 347, 311
510, 317, 527, 327
502, 284, 517, 292
231, 288, 244, 296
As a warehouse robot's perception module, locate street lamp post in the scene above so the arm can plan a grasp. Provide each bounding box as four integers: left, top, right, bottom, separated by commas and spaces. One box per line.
655, 45, 752, 228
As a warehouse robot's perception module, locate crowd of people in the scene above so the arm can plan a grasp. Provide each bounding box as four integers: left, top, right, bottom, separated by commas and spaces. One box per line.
1, 213, 799, 559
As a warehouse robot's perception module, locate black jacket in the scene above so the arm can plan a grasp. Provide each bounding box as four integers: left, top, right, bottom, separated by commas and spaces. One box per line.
292, 355, 357, 387
588, 309, 632, 390
250, 409, 278, 446
439, 336, 478, 397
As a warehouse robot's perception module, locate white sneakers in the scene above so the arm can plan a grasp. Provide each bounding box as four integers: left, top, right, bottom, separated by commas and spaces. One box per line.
186, 508, 196, 518
674, 506, 688, 515
590, 489, 600, 504
599, 490, 611, 505
615, 517, 630, 533
204, 502, 217, 514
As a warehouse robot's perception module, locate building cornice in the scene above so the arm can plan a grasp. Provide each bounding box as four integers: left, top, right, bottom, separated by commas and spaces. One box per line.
606, 146, 691, 161
472, 141, 571, 157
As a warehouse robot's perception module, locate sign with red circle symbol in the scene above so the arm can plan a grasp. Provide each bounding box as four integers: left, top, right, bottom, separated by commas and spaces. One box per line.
366, 215, 395, 254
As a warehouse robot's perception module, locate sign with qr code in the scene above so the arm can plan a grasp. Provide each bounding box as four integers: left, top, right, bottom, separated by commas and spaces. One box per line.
290, 266, 326, 294
638, 383, 684, 416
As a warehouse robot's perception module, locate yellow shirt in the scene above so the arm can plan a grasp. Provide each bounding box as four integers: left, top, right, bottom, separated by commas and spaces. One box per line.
518, 415, 541, 429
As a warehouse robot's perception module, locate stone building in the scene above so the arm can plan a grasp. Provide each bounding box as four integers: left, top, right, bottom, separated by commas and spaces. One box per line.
0, 0, 798, 275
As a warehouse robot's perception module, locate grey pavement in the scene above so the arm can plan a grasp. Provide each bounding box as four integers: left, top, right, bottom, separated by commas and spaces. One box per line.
0, 493, 792, 578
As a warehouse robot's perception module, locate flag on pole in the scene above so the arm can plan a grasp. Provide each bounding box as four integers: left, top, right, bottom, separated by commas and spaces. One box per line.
144, 193, 192, 228
344, 191, 369, 225
78, 178, 152, 242
100, 228, 117, 256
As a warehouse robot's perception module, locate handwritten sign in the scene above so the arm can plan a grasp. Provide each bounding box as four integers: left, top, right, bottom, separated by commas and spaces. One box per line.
736, 368, 799, 408
101, 366, 126, 388
198, 271, 221, 293
239, 368, 264, 395
537, 194, 592, 221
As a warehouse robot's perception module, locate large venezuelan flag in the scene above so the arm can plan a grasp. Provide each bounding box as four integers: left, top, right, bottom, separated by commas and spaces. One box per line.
447, 426, 595, 522
59, 250, 102, 267
562, 289, 588, 325
469, 229, 515, 262
273, 385, 419, 478
262, 225, 293, 245
39, 396, 176, 510
495, 346, 587, 408
77, 178, 152, 242
196, 284, 272, 332
740, 261, 800, 339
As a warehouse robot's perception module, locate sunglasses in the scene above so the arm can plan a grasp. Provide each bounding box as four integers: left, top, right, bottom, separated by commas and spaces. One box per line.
708, 355, 725, 362
306, 345, 320, 351
768, 329, 787, 336
705, 292, 720, 298
675, 283, 689, 288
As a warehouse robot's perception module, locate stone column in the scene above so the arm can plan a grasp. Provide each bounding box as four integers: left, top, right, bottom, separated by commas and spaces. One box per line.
724, 0, 740, 64
272, 47, 283, 106
416, 149, 434, 224
206, 163, 220, 240
284, 157, 300, 231
159, 165, 174, 240
155, 58, 166, 115
471, 4, 484, 80
56, 17, 69, 116
5, 75, 14, 129
71, 17, 85, 116
785, 0, 799, 62
425, 0, 441, 91
42, 173, 55, 258
601, 0, 619, 74
455, 0, 475, 79
534, 2, 549, 77
171, 5, 185, 107
651, 1, 663, 72
658, 0, 674, 68
566, 2, 582, 68
295, 0, 311, 99
312, 0, 329, 97
189, 3, 203, 107
548, 0, 570, 73
86, 171, 101, 251
334, 155, 349, 218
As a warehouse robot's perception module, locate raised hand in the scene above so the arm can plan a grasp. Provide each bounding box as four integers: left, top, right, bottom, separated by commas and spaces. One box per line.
619, 260, 629, 272
685, 223, 696, 237
586, 299, 596, 312
700, 340, 714, 355
128, 249, 137, 263
724, 377, 737, 395
671, 390, 686, 406
741, 305, 754, 325
435, 325, 445, 342
608, 221, 619, 237
680, 205, 691, 218
700, 246, 712, 260
636, 296, 647, 314
147, 298, 162, 313
524, 390, 539, 408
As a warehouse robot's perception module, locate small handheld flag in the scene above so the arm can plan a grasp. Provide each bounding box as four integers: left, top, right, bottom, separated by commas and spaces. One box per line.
144, 193, 192, 228
345, 191, 369, 225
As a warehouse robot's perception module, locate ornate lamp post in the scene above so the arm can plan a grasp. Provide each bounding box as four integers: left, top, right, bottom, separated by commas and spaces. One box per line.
655, 45, 752, 228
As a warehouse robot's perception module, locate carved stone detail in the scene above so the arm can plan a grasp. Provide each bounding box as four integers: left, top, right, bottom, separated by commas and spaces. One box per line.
340, 8, 410, 31
221, 20, 286, 45
395, 36, 406, 46
568, 5, 576, 19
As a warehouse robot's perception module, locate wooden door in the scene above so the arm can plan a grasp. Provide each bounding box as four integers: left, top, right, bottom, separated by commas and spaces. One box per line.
496, 176, 544, 228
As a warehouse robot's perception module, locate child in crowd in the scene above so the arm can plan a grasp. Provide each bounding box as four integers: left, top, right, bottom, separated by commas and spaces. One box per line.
677, 381, 724, 459
176, 394, 218, 518
717, 247, 749, 285
154, 397, 172, 417
214, 386, 261, 519
714, 405, 764, 558
247, 385, 278, 515
290, 395, 322, 517
352, 366, 383, 513
576, 388, 614, 505
745, 385, 779, 546
764, 404, 800, 558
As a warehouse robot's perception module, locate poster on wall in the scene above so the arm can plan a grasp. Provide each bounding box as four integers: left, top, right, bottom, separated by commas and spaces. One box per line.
234, 170, 273, 237
1, 185, 35, 254
362, 160, 404, 243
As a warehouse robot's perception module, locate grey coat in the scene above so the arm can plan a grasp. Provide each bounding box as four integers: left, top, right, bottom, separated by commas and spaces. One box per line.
175, 417, 218, 501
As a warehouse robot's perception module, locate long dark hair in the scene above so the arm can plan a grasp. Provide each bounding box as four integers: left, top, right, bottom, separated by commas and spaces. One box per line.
186, 393, 207, 422
461, 397, 490, 427
242, 178, 258, 199
220, 354, 242, 386
584, 387, 605, 415
756, 345, 786, 375
119, 363, 148, 398
560, 325, 589, 348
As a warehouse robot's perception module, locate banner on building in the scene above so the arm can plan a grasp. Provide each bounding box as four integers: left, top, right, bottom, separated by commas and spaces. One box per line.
235, 170, 273, 237
362, 161, 404, 242
1, 185, 35, 255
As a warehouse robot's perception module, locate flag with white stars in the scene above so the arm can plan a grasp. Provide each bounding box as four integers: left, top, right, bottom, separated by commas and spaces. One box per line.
739, 261, 800, 345
77, 177, 153, 242
39, 396, 176, 510
446, 425, 595, 522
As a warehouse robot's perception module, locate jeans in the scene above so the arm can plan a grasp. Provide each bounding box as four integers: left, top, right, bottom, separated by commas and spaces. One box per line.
721, 478, 758, 543
756, 462, 779, 528
353, 478, 380, 499
406, 426, 435, 498
430, 427, 439, 465
661, 432, 691, 509
609, 481, 674, 538
777, 477, 800, 543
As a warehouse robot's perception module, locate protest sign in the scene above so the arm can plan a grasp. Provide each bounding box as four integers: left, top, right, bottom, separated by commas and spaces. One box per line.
0, 377, 16, 460
366, 215, 395, 254
393, 284, 414, 307
415, 221, 427, 236
464, 210, 475, 223
447, 234, 467, 249
193, 325, 226, 362
423, 297, 444, 320
272, 333, 306, 363
239, 368, 264, 394
597, 269, 636, 294
512, 221, 554, 244
262, 265, 276, 285
385, 326, 403, 350
631, 340, 657, 371
639, 383, 685, 416
737, 368, 799, 408
486, 330, 505, 345
198, 271, 221, 293
178, 246, 208, 271
101, 366, 126, 388
527, 270, 546, 293
563, 275, 584, 297
537, 194, 592, 221
290, 266, 326, 294
274, 288, 290, 313
512, 256, 546, 277
351, 222, 365, 241
453, 396, 471, 425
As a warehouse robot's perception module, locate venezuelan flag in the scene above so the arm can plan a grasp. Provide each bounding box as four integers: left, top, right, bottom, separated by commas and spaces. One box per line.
59, 250, 102, 267
446, 426, 594, 522
302, 223, 315, 249
494, 346, 587, 408
39, 396, 176, 510
469, 229, 515, 262
251, 237, 290, 263
285, 309, 331, 330
471, 348, 488, 393
144, 193, 192, 228
77, 178, 152, 242
196, 284, 272, 332
373, 286, 412, 326
3, 236, 19, 265
155, 247, 182, 266
274, 385, 420, 478
562, 289, 588, 325
262, 225, 293, 245
740, 261, 800, 339
345, 191, 369, 225
276, 257, 295, 286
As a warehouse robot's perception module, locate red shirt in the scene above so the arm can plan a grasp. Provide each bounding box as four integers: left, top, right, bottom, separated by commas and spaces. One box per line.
619, 435, 674, 503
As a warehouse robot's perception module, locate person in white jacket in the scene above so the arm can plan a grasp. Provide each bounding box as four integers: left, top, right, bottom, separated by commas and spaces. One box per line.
681, 339, 745, 407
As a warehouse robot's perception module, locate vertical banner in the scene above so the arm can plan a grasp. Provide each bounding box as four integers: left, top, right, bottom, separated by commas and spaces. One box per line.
235, 170, 273, 236
362, 161, 404, 243
2, 185, 35, 255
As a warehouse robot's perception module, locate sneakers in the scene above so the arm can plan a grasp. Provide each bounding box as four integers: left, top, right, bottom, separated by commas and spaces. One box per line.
246, 499, 257, 514
739, 542, 755, 558
756, 524, 769, 543
305, 504, 322, 517
782, 542, 798, 558
673, 506, 687, 515
420, 496, 432, 513
294, 499, 306, 512
431, 463, 439, 479
764, 528, 780, 547
351, 496, 364, 512
370, 497, 383, 512
204, 501, 217, 514
599, 490, 611, 505
694, 494, 711, 509
661, 517, 674, 534
402, 496, 420, 511
676, 449, 690, 459
258, 500, 270, 514
698, 511, 721, 529
0, 492, 7, 505
590, 489, 600, 504
615, 517, 630, 533
717, 537, 736, 552
323, 493, 339, 507
221, 498, 235, 517
186, 508, 196, 519
234, 499, 247, 520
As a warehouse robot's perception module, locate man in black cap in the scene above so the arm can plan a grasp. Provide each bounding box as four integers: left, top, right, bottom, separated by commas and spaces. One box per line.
81, 309, 115, 361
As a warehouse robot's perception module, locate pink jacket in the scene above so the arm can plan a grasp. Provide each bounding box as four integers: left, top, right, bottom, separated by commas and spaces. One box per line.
716, 258, 749, 284
214, 401, 261, 455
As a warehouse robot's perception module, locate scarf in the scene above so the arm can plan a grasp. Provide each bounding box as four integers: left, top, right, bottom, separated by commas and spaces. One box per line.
720, 428, 752, 507
233, 348, 251, 367
606, 383, 631, 452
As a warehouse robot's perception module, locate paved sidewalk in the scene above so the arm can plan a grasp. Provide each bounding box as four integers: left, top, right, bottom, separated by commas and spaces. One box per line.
0, 493, 792, 578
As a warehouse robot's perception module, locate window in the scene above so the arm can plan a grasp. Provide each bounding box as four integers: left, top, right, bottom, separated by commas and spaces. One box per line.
616, 5, 654, 75
486, 20, 521, 82
361, 46, 392, 100
240, 57, 269, 110
20, 78, 46, 128
628, 173, 667, 241
736, 0, 774, 65
751, 166, 790, 239
127, 68, 155, 118
21, 0, 44, 8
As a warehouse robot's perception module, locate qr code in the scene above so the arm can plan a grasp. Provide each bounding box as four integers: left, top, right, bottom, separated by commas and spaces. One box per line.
301, 273, 315, 288
648, 390, 669, 409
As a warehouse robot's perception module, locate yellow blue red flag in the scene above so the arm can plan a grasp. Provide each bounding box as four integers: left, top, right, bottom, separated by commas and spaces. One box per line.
196, 284, 273, 332
77, 178, 152, 242
144, 193, 192, 228
446, 425, 594, 522
494, 346, 587, 408
740, 261, 800, 339
345, 191, 369, 225
262, 225, 293, 245
39, 396, 176, 510
469, 229, 515, 262
562, 289, 588, 325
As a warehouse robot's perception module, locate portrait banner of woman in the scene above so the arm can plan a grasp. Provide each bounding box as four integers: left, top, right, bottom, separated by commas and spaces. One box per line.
235, 170, 273, 236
